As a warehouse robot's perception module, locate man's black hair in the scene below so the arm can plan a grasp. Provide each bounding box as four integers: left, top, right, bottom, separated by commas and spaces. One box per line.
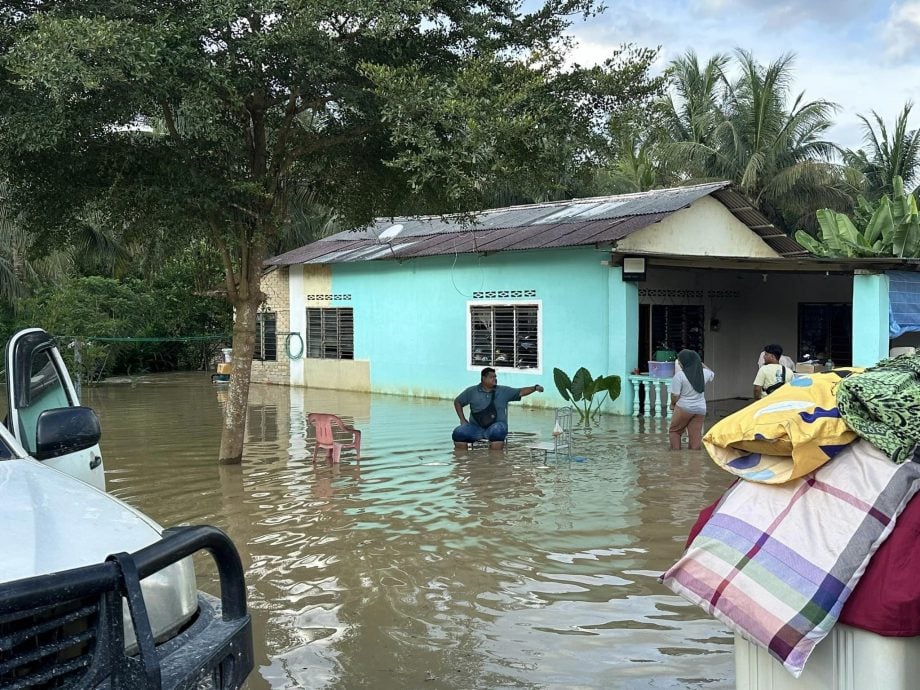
764, 344, 783, 358
481, 367, 496, 380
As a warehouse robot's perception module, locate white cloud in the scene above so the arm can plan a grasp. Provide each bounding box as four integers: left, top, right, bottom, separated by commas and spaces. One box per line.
881, 1, 920, 61
560, 1, 920, 151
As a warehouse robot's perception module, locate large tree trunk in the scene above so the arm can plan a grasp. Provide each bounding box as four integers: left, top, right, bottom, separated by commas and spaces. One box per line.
218, 287, 261, 464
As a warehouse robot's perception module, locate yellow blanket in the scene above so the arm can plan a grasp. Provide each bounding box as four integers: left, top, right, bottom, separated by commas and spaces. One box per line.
703, 369, 861, 484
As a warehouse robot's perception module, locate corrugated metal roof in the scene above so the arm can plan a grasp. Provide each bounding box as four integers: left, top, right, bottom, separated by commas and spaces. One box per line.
710, 188, 810, 257
266, 182, 807, 266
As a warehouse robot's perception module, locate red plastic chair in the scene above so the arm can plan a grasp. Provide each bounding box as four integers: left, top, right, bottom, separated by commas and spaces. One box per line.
307, 413, 362, 463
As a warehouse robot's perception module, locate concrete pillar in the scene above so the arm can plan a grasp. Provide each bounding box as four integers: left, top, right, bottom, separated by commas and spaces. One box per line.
852, 271, 889, 367
288, 265, 306, 386
608, 267, 639, 415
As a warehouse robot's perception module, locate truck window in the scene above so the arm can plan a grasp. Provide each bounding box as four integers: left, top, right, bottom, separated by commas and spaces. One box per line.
17, 350, 71, 453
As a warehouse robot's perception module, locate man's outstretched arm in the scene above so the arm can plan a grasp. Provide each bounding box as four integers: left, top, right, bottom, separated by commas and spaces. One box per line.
519, 384, 544, 398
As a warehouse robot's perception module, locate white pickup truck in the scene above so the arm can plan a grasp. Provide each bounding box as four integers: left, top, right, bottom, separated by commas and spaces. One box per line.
0, 328, 252, 689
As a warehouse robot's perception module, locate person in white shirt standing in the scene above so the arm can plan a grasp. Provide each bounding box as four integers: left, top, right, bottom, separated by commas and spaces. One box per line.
753, 343, 795, 399
756, 348, 795, 371
668, 349, 715, 450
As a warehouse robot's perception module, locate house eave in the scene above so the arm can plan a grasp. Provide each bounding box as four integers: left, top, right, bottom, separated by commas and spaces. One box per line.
611, 251, 920, 273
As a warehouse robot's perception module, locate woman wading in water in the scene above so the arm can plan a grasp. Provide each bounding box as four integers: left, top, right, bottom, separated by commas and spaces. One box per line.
668, 349, 714, 450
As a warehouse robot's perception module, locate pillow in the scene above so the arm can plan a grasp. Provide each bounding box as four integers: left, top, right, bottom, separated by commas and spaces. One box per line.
660, 440, 920, 678
703, 369, 861, 484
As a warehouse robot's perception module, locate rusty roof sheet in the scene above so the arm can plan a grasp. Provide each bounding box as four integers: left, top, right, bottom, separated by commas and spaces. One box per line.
266, 182, 808, 266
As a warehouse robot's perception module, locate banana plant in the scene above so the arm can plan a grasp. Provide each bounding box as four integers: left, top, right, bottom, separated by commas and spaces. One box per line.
890, 176, 920, 257
794, 176, 920, 258
553, 367, 621, 423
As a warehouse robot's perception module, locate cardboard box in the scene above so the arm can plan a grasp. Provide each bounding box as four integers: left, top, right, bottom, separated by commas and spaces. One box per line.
795, 362, 826, 374
217, 362, 233, 375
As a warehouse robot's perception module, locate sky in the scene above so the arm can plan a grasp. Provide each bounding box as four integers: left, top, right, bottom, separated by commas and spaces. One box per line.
559, 0, 920, 151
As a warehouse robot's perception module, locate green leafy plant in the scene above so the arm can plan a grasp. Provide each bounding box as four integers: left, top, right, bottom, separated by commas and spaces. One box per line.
552, 367, 621, 423
794, 176, 920, 258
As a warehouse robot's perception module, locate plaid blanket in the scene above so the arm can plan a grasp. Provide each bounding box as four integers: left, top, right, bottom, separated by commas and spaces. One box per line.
660, 440, 920, 678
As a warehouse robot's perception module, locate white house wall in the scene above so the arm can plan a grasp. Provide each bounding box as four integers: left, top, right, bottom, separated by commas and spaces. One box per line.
616, 196, 781, 259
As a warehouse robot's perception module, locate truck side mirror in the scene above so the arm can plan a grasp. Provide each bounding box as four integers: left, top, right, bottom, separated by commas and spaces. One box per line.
34, 406, 101, 461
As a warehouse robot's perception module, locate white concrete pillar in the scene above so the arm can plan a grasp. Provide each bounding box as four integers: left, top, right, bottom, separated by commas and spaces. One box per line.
288, 265, 306, 386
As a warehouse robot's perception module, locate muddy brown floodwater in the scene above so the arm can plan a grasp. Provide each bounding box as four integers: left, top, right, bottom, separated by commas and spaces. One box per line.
79, 373, 735, 689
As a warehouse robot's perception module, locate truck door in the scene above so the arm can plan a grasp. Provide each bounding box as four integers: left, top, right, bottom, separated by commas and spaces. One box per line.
4, 328, 105, 490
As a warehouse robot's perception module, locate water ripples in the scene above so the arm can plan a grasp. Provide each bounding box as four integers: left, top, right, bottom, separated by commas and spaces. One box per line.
84, 374, 735, 689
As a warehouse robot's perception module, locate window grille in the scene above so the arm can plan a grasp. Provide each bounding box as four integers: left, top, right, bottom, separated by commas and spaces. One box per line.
639, 304, 704, 364
472, 290, 537, 299
306, 308, 354, 359
255, 312, 277, 361
306, 294, 352, 301
798, 302, 851, 366
469, 304, 539, 370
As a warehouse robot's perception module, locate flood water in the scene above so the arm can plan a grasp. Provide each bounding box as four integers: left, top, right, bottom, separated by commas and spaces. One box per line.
81, 373, 735, 689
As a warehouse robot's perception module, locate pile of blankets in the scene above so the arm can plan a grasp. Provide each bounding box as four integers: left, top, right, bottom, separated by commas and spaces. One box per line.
660, 355, 920, 678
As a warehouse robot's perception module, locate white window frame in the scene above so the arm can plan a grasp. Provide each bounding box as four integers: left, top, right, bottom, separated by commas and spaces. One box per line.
466, 299, 542, 374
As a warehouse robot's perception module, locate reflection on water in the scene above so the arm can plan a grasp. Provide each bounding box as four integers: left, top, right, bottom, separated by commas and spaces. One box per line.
82, 374, 735, 689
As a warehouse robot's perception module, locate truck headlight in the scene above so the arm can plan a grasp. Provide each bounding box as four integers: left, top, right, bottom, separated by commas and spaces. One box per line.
123, 555, 198, 649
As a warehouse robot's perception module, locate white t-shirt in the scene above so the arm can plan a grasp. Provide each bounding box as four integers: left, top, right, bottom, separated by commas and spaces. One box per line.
753, 363, 794, 393
670, 368, 715, 415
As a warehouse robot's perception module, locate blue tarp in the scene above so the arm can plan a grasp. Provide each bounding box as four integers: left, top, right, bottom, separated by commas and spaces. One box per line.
888, 271, 920, 337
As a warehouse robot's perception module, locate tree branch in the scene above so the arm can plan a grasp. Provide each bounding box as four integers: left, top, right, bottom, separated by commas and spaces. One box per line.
160, 101, 179, 138
239, 222, 250, 299
271, 87, 301, 162
212, 227, 240, 305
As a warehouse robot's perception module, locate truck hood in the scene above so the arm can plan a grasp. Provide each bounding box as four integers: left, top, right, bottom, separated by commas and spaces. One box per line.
0, 458, 164, 583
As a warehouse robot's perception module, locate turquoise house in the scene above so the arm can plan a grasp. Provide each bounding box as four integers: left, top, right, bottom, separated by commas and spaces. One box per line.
252, 182, 920, 415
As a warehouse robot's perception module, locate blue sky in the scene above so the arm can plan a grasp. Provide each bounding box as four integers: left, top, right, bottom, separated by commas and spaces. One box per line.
557, 0, 920, 151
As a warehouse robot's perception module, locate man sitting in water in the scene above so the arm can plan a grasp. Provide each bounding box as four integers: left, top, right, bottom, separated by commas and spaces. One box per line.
452, 367, 544, 450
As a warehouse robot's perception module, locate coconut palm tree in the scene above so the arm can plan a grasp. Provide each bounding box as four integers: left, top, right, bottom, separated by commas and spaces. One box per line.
659, 50, 729, 162
597, 134, 669, 193
659, 50, 846, 231
0, 182, 116, 309
716, 51, 844, 229
845, 102, 920, 200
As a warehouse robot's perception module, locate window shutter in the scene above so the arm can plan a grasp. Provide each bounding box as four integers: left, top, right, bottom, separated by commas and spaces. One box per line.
263, 314, 277, 361
305, 307, 354, 360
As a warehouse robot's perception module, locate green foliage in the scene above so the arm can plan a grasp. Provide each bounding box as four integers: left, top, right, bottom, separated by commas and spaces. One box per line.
844, 102, 920, 201
653, 49, 845, 232
3, 252, 231, 381
0, 2, 665, 460
553, 367, 621, 423
0, 1, 658, 259
794, 176, 920, 258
